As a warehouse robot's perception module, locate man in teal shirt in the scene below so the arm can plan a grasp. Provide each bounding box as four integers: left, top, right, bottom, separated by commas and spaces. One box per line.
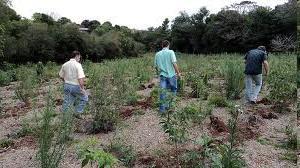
154, 40, 181, 112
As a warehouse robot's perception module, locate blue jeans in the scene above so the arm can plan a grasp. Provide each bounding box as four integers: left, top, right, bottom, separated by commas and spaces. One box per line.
159, 75, 177, 112
245, 74, 262, 102
63, 83, 88, 113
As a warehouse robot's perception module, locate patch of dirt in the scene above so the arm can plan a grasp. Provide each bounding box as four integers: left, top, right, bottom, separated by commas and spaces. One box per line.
55, 98, 63, 106
2, 102, 31, 118
209, 116, 228, 135
237, 124, 260, 141
120, 106, 135, 119
14, 136, 37, 149
136, 97, 153, 109
256, 98, 272, 105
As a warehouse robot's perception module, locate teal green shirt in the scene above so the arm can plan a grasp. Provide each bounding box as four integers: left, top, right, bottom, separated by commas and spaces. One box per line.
154, 48, 177, 78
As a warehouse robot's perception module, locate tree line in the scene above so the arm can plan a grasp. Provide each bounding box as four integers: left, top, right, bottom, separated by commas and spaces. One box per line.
0, 0, 297, 64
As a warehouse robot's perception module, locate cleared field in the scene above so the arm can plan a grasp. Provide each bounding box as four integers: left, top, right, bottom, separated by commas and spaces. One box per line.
0, 53, 297, 168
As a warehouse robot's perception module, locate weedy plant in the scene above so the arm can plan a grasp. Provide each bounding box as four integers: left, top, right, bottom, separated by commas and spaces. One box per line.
267, 56, 296, 112
0, 70, 11, 86
106, 139, 136, 167
190, 77, 209, 100
208, 94, 230, 107
223, 61, 244, 100
77, 137, 118, 168
36, 62, 44, 82
181, 103, 212, 124
284, 124, 297, 150
15, 67, 38, 106
89, 68, 120, 133
37, 91, 74, 168
215, 105, 245, 168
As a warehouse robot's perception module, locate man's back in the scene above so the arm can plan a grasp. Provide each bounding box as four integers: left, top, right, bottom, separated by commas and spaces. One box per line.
244, 49, 267, 75
59, 59, 85, 85
154, 48, 177, 78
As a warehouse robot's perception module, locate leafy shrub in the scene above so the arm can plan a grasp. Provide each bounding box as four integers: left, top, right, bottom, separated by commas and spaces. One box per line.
0, 70, 11, 86
177, 77, 185, 95
181, 103, 212, 124
90, 70, 119, 133
191, 78, 209, 100
107, 139, 136, 167
267, 60, 297, 104
37, 92, 74, 168
208, 95, 229, 107
160, 97, 191, 144
284, 125, 297, 150
223, 61, 244, 99
215, 106, 245, 168
77, 138, 118, 168
15, 72, 38, 105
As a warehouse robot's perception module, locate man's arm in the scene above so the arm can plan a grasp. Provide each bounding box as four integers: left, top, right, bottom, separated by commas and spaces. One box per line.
78, 78, 85, 90
263, 60, 269, 75
77, 64, 87, 94
170, 50, 181, 77
173, 63, 181, 78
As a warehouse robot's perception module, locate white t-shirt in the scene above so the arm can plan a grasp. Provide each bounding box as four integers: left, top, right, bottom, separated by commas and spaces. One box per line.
59, 59, 85, 85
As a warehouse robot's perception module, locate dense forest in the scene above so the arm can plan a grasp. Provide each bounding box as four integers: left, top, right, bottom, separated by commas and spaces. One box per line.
0, 0, 297, 64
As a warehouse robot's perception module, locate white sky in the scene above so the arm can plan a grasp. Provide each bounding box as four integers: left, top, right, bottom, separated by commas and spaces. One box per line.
11, 0, 288, 30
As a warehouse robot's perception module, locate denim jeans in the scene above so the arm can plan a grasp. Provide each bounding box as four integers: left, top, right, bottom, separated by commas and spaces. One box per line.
245, 74, 262, 102
159, 75, 177, 112
63, 83, 88, 113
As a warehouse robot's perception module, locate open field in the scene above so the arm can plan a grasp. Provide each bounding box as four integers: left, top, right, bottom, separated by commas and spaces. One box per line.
0, 53, 297, 168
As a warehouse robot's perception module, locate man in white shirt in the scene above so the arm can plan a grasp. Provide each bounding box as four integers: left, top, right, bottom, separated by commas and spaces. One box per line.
59, 51, 88, 116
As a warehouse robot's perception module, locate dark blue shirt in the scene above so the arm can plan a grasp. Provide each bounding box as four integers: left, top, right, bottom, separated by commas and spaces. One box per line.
244, 49, 267, 75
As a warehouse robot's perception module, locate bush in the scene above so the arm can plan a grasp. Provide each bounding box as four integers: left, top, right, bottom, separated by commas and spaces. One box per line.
77, 138, 118, 168
107, 139, 136, 167
267, 58, 297, 104
223, 61, 244, 100
37, 92, 74, 168
0, 70, 11, 86
90, 69, 119, 133
191, 78, 209, 100
15, 71, 38, 105
181, 103, 212, 124
208, 95, 229, 107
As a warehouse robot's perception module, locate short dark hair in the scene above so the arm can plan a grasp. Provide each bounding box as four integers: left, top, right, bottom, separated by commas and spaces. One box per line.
257, 46, 266, 52
71, 50, 81, 58
162, 40, 170, 48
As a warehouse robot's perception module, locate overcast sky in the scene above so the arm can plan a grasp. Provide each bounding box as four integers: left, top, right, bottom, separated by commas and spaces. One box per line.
11, 0, 288, 30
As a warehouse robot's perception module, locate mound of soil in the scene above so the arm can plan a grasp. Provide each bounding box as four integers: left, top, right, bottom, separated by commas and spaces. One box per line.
3, 102, 31, 118
55, 98, 63, 106
256, 98, 272, 105
256, 109, 278, 120
209, 116, 228, 134
14, 136, 37, 149
136, 97, 153, 109
120, 106, 135, 119
237, 125, 260, 141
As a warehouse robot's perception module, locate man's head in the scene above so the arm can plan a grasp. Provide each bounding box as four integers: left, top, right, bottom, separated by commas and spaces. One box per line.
162, 40, 170, 48
257, 46, 266, 52
71, 50, 81, 62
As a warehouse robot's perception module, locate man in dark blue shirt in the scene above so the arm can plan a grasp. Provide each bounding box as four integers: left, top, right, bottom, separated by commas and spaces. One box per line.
244, 46, 269, 104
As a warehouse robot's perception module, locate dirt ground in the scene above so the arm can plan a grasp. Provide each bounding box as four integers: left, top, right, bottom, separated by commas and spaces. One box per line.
0, 78, 297, 168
